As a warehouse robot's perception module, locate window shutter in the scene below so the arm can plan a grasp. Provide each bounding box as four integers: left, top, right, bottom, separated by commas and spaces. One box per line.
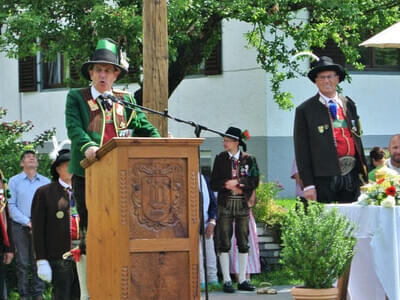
204, 39, 222, 75
18, 56, 37, 92
69, 60, 80, 82
127, 64, 140, 83
313, 39, 345, 67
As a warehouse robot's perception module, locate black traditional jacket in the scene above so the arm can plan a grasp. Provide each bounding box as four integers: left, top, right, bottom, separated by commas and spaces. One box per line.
294, 94, 368, 187
210, 151, 259, 207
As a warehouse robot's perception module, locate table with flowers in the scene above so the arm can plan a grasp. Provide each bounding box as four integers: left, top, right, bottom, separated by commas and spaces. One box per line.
327, 167, 400, 300
327, 171, 400, 300
326, 204, 399, 300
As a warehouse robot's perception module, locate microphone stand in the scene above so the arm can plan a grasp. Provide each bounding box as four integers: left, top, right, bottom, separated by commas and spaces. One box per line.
104, 94, 235, 299
101, 94, 239, 140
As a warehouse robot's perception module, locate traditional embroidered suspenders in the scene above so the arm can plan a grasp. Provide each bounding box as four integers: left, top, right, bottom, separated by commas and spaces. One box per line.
80, 87, 137, 140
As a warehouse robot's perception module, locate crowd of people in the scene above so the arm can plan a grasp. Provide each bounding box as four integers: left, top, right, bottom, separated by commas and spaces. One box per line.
0, 38, 399, 299
0, 38, 262, 298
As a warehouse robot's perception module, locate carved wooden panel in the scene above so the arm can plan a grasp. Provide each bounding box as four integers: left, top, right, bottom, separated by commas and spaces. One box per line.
190, 171, 198, 224
130, 252, 190, 300
119, 170, 128, 225
129, 158, 188, 239
120, 266, 128, 300
191, 263, 199, 297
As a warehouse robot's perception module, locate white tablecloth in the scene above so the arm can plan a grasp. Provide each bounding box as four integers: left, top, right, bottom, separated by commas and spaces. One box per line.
327, 204, 400, 300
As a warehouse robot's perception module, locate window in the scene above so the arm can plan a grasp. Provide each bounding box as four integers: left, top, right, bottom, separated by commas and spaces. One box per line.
18, 56, 37, 92
204, 40, 222, 75
18, 54, 82, 91
313, 39, 345, 67
187, 22, 222, 76
359, 47, 400, 70
186, 38, 222, 76
313, 39, 400, 71
42, 53, 64, 89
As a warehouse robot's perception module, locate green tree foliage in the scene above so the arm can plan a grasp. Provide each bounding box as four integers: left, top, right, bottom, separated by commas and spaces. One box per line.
0, 108, 55, 179
0, 0, 399, 108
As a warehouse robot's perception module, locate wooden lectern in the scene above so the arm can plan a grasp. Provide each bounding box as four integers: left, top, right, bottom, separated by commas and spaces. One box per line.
82, 138, 203, 300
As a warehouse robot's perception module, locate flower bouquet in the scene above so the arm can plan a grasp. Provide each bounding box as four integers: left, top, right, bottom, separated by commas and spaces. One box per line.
358, 166, 400, 207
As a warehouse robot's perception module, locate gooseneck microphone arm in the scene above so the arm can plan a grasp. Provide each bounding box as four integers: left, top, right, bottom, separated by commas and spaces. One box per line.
102, 93, 238, 139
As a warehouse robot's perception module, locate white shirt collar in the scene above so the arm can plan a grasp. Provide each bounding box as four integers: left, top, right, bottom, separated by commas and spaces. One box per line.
319, 92, 343, 107
91, 85, 112, 100
228, 150, 241, 160
387, 159, 400, 174
58, 178, 71, 190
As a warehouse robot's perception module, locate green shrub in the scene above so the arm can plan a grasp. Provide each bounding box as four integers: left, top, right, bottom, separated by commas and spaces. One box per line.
0, 107, 55, 178
280, 202, 356, 289
253, 181, 287, 227
275, 198, 297, 211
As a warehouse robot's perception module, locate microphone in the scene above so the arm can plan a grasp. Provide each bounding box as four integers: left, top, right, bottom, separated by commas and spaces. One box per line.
97, 93, 113, 110
102, 91, 120, 104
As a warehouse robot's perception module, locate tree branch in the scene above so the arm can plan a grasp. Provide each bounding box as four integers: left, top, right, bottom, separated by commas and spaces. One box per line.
134, 13, 223, 104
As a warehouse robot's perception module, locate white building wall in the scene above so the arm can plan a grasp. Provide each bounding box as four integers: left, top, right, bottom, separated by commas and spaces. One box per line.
0, 55, 20, 121
265, 72, 400, 138
168, 19, 267, 138
0, 19, 400, 196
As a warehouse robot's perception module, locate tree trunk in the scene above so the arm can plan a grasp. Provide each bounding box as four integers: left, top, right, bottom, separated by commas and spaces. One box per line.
136, 13, 222, 112
142, 0, 169, 137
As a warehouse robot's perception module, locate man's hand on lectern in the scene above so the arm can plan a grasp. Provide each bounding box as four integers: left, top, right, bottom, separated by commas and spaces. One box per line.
85, 146, 99, 161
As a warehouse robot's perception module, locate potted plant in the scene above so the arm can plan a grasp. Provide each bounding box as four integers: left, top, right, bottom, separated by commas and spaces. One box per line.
253, 181, 286, 229
280, 201, 356, 300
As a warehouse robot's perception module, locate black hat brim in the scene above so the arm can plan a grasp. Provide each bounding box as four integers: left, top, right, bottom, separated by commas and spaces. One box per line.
50, 153, 70, 181
308, 65, 346, 83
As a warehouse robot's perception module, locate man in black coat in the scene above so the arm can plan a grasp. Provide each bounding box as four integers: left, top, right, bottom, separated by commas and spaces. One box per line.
294, 56, 368, 203
211, 127, 259, 293
31, 150, 80, 300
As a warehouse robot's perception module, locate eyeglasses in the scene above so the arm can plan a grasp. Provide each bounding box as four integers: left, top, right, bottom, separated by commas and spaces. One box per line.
316, 74, 338, 81
223, 138, 236, 143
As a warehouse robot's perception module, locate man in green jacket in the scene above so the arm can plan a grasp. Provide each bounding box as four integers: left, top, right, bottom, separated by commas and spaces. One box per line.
65, 38, 160, 253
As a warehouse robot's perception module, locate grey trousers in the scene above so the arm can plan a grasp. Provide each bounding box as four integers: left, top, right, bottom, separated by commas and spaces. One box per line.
11, 221, 45, 298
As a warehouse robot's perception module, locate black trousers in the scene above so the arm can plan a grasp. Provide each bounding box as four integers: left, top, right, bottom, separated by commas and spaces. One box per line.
216, 204, 250, 253
49, 259, 80, 300
314, 169, 361, 203
71, 175, 87, 253
0, 256, 6, 300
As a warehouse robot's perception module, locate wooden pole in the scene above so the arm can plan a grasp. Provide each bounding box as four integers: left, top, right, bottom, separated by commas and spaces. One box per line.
143, 0, 168, 137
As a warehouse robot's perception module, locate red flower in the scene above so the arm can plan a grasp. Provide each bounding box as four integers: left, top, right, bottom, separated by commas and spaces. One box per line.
376, 178, 385, 185
385, 186, 396, 197
242, 130, 251, 141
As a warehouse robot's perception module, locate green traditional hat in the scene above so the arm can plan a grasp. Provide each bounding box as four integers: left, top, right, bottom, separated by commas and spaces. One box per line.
81, 38, 128, 81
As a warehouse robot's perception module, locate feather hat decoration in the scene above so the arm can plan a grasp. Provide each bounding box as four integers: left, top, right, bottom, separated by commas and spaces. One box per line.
292, 51, 320, 62
292, 51, 346, 82
49, 136, 71, 161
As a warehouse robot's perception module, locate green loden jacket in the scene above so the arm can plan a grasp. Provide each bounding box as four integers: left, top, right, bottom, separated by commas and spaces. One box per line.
65, 87, 160, 177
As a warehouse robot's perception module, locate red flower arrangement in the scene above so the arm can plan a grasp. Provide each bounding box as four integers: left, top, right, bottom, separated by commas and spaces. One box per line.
241, 129, 251, 141
385, 186, 396, 197
358, 170, 400, 206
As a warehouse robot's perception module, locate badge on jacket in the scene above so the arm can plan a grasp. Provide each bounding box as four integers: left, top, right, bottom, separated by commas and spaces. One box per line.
318, 124, 329, 133
56, 210, 64, 219
116, 103, 124, 116
88, 100, 99, 111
